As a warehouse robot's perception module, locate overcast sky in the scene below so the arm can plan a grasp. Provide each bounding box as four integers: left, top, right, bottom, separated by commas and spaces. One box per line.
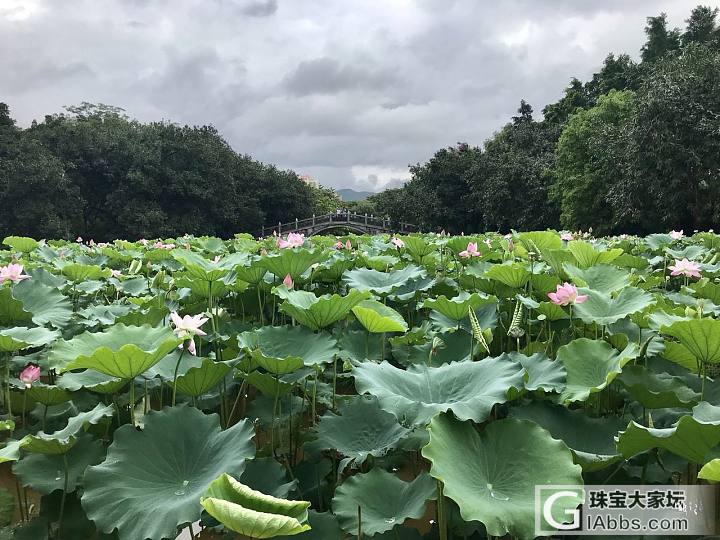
0, 0, 714, 191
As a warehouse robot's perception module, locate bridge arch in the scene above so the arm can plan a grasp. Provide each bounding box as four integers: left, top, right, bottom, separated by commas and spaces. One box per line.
259, 212, 419, 238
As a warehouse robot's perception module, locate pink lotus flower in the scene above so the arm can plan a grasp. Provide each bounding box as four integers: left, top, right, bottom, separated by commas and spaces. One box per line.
171, 312, 209, 356
20, 363, 40, 389
277, 232, 305, 249
138, 238, 149, 246
334, 241, 345, 250
110, 269, 122, 278
390, 237, 405, 249
345, 240, 352, 250
0, 263, 30, 284
76, 236, 83, 243
153, 241, 175, 250
669, 258, 701, 278
283, 274, 294, 289
669, 230, 684, 240
560, 232, 574, 242
459, 242, 481, 258
548, 283, 588, 306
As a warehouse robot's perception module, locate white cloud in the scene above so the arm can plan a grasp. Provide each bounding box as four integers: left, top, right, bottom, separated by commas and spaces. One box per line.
0, 0, 714, 190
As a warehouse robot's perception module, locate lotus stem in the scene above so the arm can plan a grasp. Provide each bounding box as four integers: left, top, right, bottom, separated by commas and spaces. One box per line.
437, 480, 448, 540
58, 454, 69, 534
357, 505, 363, 540
129, 378, 136, 426
171, 349, 186, 407
21, 391, 27, 431
14, 479, 25, 522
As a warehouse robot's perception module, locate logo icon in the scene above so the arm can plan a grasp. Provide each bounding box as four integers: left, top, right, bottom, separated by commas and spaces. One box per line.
535, 486, 584, 535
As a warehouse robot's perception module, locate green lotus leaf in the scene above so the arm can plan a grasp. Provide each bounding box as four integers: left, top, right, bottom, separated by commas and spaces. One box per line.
422, 414, 583, 539
176, 275, 227, 300
241, 457, 296, 499
235, 260, 268, 285
353, 357, 524, 425
306, 396, 410, 470
558, 339, 639, 403
508, 401, 625, 471
342, 265, 425, 295
662, 319, 720, 364
0, 327, 59, 352
690, 281, 720, 305
351, 300, 407, 333
0, 288, 32, 326
13, 434, 105, 494
518, 231, 562, 253
82, 406, 256, 540
171, 357, 230, 397
276, 511, 342, 540
420, 292, 496, 321
563, 263, 630, 294
260, 249, 328, 280
238, 326, 339, 372
698, 459, 720, 482
391, 329, 475, 366
616, 402, 720, 463
11, 280, 72, 328
57, 370, 125, 394
336, 329, 383, 363
485, 263, 530, 289
277, 289, 371, 330
386, 276, 436, 303
499, 351, 567, 393
573, 287, 654, 326
662, 341, 699, 373
399, 236, 435, 259
171, 249, 248, 281
616, 364, 700, 409
20, 403, 114, 455
567, 240, 623, 268
25, 383, 73, 406
332, 468, 435, 536
201, 473, 310, 538
2, 236, 39, 253
49, 324, 183, 379
244, 371, 295, 397
0, 440, 22, 464
59, 263, 111, 282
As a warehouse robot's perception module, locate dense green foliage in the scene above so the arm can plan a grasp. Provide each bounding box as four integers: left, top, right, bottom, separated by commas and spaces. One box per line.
0, 103, 341, 240
1, 228, 719, 539
366, 5, 720, 235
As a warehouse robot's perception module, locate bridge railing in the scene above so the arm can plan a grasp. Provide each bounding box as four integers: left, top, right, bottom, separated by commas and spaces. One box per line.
259, 212, 419, 237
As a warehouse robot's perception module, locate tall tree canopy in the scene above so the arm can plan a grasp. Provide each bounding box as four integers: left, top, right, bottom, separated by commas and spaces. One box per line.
0, 103, 329, 239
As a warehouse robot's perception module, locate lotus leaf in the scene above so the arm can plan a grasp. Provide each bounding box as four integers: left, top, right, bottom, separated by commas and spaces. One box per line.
82, 406, 255, 540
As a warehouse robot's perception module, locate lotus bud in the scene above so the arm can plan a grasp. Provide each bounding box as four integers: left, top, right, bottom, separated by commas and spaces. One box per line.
20, 363, 40, 389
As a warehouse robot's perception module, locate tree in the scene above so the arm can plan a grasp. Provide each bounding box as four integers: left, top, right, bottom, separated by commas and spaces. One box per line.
551, 90, 636, 234
641, 13, 681, 62
402, 144, 482, 233
0, 105, 80, 238
682, 5, 719, 46
628, 43, 720, 231
469, 102, 559, 232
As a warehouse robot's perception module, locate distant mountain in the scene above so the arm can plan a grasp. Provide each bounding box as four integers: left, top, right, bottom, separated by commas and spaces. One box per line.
337, 188, 375, 201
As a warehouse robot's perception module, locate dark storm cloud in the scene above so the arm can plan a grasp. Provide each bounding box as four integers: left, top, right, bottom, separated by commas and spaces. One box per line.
283, 57, 398, 96
0, 0, 711, 191
239, 0, 278, 17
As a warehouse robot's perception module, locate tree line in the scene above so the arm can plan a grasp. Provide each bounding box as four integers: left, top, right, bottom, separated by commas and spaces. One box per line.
0, 102, 344, 240
356, 5, 720, 235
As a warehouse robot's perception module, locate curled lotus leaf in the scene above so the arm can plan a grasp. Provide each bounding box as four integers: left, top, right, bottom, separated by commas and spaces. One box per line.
201, 473, 311, 538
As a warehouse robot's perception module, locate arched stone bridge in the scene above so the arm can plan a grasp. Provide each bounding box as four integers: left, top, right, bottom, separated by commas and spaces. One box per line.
259, 212, 419, 237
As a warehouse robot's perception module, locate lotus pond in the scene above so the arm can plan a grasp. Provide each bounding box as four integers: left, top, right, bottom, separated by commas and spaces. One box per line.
0, 230, 719, 539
